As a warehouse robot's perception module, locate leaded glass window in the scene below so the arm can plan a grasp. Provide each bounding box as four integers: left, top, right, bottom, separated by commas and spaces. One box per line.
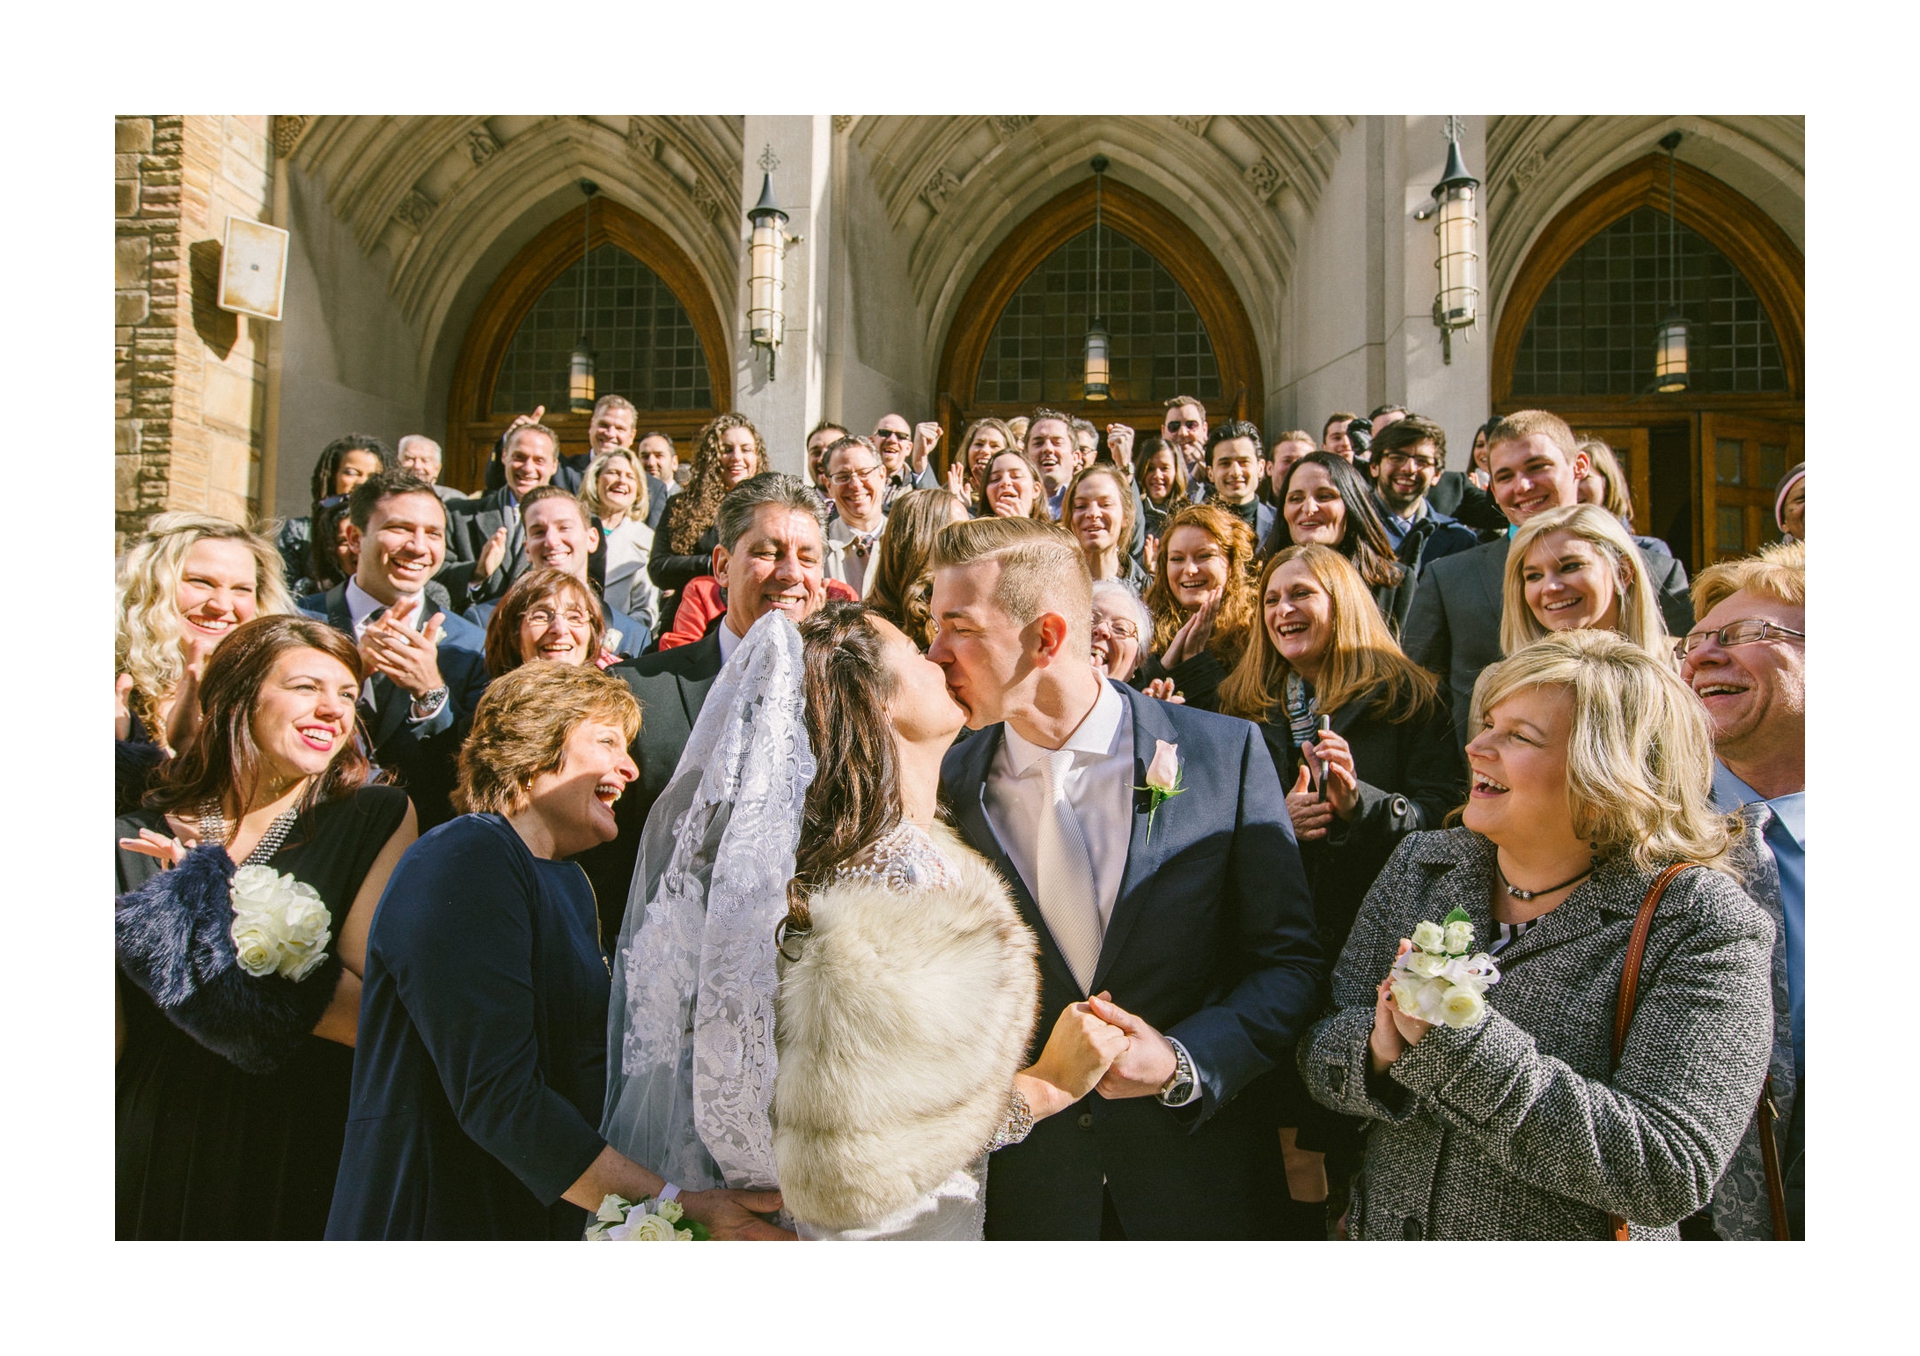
491, 243, 712, 413
974, 226, 1221, 404
1511, 207, 1787, 397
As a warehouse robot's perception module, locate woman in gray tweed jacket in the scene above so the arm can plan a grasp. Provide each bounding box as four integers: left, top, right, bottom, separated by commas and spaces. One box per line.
1299, 630, 1775, 1240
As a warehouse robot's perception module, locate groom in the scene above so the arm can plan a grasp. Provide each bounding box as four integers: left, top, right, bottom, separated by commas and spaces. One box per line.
929, 518, 1323, 1239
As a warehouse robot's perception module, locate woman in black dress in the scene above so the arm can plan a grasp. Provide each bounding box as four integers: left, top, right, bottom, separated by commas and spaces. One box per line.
648, 413, 764, 633
326, 662, 786, 1240
115, 615, 415, 1239
1218, 543, 1462, 1238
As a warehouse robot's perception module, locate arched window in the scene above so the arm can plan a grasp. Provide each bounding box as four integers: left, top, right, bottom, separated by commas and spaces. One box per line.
491, 243, 712, 413
974, 225, 1222, 405
1511, 206, 1787, 397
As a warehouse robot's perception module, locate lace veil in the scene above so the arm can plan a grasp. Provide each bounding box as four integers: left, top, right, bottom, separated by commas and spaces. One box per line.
601, 611, 815, 1192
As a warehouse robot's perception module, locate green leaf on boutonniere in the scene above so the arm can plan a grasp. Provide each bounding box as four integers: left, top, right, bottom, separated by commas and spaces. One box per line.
1443, 906, 1471, 927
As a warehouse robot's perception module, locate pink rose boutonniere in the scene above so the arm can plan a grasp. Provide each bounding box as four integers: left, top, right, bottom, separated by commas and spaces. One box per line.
1136, 739, 1186, 842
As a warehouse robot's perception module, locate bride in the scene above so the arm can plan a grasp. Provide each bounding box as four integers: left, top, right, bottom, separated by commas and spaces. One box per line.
603, 603, 1126, 1240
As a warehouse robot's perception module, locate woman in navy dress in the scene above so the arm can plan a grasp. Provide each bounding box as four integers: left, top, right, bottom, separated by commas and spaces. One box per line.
326, 661, 788, 1240
115, 615, 415, 1238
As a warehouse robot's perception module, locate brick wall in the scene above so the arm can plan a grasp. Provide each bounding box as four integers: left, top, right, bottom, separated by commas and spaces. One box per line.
115, 115, 274, 551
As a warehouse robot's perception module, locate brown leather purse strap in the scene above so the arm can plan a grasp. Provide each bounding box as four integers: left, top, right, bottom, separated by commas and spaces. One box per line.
1756, 1074, 1790, 1240
1608, 861, 1694, 1239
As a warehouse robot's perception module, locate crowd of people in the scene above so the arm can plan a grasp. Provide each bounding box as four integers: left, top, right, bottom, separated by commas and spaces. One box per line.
113, 390, 1806, 1242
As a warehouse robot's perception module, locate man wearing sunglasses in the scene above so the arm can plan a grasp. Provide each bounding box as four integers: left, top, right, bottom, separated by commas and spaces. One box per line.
1160, 395, 1209, 502
1678, 539, 1805, 1242
872, 413, 943, 508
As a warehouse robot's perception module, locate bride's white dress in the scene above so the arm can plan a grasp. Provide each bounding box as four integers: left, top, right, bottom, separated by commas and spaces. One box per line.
600, 614, 1037, 1241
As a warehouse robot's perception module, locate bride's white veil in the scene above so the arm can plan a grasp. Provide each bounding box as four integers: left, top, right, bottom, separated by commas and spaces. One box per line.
601, 609, 814, 1192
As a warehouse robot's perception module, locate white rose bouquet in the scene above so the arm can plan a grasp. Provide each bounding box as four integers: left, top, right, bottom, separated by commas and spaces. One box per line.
1389, 907, 1499, 1030
228, 865, 332, 982
583, 1193, 709, 1242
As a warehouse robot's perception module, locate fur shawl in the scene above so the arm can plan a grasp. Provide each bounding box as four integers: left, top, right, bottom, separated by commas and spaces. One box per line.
771, 823, 1039, 1232
115, 843, 343, 1076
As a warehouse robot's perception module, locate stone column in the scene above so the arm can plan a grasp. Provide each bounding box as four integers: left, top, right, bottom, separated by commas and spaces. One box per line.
115, 115, 275, 549
732, 115, 833, 477
1384, 115, 1493, 450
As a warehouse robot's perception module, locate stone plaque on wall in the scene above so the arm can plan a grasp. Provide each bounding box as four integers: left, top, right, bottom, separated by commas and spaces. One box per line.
216, 217, 289, 321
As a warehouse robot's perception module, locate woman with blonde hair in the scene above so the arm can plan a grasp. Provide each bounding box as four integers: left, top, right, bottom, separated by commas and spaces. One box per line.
1501, 503, 1666, 656
649, 412, 766, 631
1064, 462, 1149, 591
866, 487, 969, 650
1131, 503, 1258, 712
1576, 437, 1636, 526
579, 447, 659, 629
945, 417, 1014, 513
1298, 629, 1775, 1239
116, 511, 296, 812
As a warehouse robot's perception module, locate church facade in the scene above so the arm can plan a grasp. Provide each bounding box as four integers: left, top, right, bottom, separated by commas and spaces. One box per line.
113, 114, 1803, 571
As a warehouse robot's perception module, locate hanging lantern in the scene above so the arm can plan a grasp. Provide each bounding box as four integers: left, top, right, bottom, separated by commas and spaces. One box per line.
570, 180, 599, 413
1084, 321, 1111, 401
747, 171, 789, 379
1423, 133, 1481, 364
1653, 131, 1689, 393
1083, 156, 1111, 400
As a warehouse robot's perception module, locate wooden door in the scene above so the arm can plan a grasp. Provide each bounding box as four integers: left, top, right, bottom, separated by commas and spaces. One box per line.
1568, 425, 1652, 536
1699, 414, 1802, 562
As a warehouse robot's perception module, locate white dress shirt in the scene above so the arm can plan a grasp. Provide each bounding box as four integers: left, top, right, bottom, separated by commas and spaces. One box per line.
985, 678, 1132, 934
717, 611, 744, 667
825, 515, 885, 598
344, 578, 425, 638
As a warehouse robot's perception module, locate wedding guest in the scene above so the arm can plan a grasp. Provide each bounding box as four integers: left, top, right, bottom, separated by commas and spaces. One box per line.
1321, 412, 1360, 461
948, 416, 1014, 513
441, 422, 558, 607
806, 420, 850, 495
636, 431, 682, 499
297, 470, 491, 830
1366, 416, 1480, 575
1004, 416, 1029, 450
1219, 543, 1464, 1237
1204, 421, 1276, 545
470, 486, 647, 658
866, 487, 969, 650
1775, 462, 1805, 543
580, 447, 660, 632
115, 615, 415, 1238
650, 412, 765, 632
1682, 540, 1805, 1240
482, 568, 610, 678
1502, 504, 1667, 656
1576, 437, 1636, 527
554, 396, 664, 521
822, 435, 889, 598
1264, 430, 1317, 508
1025, 409, 1081, 519
1160, 395, 1210, 498
117, 513, 297, 813
1133, 503, 1260, 712
1066, 462, 1149, 591
1089, 580, 1152, 686
928, 516, 1321, 1239
307, 498, 359, 597
1465, 418, 1497, 488
1271, 452, 1413, 633
278, 434, 391, 595
1403, 410, 1693, 753
1298, 629, 1775, 1239
396, 434, 465, 504
325, 663, 785, 1240
978, 448, 1053, 523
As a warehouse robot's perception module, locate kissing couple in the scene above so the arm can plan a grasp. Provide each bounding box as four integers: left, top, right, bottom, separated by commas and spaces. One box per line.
602, 516, 1323, 1240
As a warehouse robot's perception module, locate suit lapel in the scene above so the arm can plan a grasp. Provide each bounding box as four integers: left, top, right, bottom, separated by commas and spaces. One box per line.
324, 585, 353, 636
1090, 685, 1175, 992
948, 723, 1082, 998
677, 629, 723, 728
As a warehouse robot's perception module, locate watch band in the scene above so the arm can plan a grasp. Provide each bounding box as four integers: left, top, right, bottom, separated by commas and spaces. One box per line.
1157, 1039, 1196, 1106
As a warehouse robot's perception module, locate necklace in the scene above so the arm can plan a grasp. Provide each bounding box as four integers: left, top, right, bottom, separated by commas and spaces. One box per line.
198, 796, 302, 867
1498, 861, 1593, 901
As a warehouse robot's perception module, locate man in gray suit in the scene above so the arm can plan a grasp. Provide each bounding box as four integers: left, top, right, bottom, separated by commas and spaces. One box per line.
1402, 409, 1692, 750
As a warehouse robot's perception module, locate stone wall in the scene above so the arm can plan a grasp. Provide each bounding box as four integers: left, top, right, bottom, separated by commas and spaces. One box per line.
115, 115, 274, 551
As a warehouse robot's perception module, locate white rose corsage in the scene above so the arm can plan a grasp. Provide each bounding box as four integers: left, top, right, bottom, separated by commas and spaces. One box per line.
1389, 908, 1500, 1030
1134, 740, 1185, 843
228, 864, 332, 982
583, 1193, 708, 1242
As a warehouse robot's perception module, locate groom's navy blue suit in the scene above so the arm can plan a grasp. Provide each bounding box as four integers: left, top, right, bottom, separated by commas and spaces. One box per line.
943, 680, 1323, 1239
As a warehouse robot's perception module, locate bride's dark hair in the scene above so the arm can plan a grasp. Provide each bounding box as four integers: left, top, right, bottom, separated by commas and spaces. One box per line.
784, 602, 902, 934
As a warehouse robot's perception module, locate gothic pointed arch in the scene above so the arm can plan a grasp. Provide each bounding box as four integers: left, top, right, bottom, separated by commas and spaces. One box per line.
445, 198, 731, 488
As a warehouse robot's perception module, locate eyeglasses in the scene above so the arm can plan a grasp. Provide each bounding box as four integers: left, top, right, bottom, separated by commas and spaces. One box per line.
828, 464, 885, 487
1164, 419, 1202, 432
1673, 619, 1805, 660
873, 427, 911, 442
525, 608, 591, 629
1376, 451, 1440, 473
1090, 615, 1140, 641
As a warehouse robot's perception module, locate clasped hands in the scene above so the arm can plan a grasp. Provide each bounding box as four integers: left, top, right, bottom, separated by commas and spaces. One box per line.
1367, 939, 1431, 1073
359, 595, 447, 701
1022, 992, 1181, 1117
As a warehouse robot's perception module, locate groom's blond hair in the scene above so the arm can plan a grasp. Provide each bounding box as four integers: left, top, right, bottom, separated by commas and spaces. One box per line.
930, 516, 1090, 636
